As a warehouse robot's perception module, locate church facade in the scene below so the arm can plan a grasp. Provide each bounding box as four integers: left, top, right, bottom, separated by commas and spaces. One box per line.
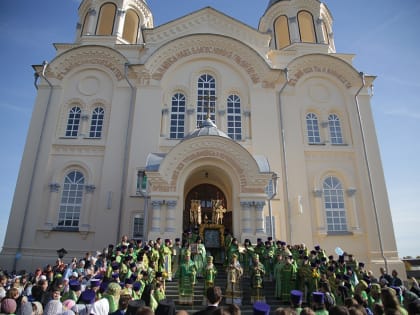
0, 0, 403, 274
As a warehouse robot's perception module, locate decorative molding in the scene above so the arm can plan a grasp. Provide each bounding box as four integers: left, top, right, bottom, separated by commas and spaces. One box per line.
287, 54, 361, 89
49, 182, 61, 192
48, 46, 127, 81
52, 144, 105, 156
243, 110, 251, 117
346, 188, 357, 197
144, 34, 281, 86
313, 189, 323, 197
85, 184, 96, 193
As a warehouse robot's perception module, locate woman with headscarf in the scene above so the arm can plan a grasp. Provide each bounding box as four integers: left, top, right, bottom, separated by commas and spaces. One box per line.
44, 299, 64, 315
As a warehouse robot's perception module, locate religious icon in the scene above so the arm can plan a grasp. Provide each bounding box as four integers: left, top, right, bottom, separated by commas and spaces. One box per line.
190, 200, 202, 226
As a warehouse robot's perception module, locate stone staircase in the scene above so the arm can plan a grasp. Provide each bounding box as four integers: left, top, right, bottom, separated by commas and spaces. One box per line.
165, 264, 284, 314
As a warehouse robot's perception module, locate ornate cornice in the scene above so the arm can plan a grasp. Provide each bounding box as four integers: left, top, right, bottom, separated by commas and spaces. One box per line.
47, 46, 128, 81
287, 54, 361, 90
144, 7, 269, 53
142, 34, 283, 87
52, 144, 105, 156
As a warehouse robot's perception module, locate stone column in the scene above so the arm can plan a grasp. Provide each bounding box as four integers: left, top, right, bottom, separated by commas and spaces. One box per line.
313, 189, 326, 234
346, 188, 360, 232
115, 8, 126, 38
165, 200, 177, 233
217, 109, 226, 131
187, 108, 195, 132
79, 184, 95, 232
86, 8, 97, 35
288, 16, 300, 44
243, 110, 251, 140
240, 201, 253, 234
45, 183, 61, 230
254, 201, 266, 234
151, 200, 164, 233
161, 108, 169, 137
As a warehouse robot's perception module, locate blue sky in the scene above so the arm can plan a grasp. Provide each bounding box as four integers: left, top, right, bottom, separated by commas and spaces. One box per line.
0, 0, 419, 257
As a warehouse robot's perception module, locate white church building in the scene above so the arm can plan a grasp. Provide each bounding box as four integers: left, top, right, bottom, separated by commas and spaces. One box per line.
0, 0, 403, 275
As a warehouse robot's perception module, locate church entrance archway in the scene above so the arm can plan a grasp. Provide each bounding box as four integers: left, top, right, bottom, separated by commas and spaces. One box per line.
184, 184, 232, 234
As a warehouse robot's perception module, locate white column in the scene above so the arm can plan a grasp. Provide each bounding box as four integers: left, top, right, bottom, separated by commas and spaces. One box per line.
288, 16, 300, 44
45, 183, 61, 229
254, 201, 266, 234
217, 109, 226, 131
346, 188, 360, 232
165, 200, 177, 233
243, 110, 251, 140
151, 200, 163, 233
187, 108, 195, 132
240, 201, 252, 234
114, 8, 126, 38
80, 185, 96, 232
86, 8, 97, 35
161, 108, 169, 137
313, 189, 327, 234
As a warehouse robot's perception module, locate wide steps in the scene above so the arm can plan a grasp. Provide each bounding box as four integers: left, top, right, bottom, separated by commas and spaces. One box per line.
164, 264, 285, 314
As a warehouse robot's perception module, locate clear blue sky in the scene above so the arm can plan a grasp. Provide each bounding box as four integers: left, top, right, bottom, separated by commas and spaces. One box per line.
0, 0, 419, 257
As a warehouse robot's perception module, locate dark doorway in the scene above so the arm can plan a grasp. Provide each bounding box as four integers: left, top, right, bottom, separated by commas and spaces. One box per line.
184, 184, 232, 233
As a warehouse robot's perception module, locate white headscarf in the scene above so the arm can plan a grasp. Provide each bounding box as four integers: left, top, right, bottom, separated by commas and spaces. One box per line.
44, 299, 64, 315
89, 298, 109, 315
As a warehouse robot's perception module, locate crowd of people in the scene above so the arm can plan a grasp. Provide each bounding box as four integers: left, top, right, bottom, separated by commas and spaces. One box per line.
0, 232, 419, 315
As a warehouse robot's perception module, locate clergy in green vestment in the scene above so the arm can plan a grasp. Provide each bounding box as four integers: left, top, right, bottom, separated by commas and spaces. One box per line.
250, 253, 265, 303
279, 255, 298, 303
177, 250, 197, 305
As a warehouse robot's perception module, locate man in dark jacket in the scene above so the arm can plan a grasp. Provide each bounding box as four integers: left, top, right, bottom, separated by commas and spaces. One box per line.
193, 286, 222, 315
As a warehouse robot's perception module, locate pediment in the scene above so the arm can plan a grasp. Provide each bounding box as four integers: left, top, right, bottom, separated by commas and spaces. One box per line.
144, 7, 271, 57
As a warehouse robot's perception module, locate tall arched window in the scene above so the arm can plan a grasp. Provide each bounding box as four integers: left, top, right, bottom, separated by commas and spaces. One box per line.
274, 15, 290, 49
170, 93, 186, 139
96, 3, 116, 35
57, 170, 85, 228
298, 11, 316, 43
89, 107, 105, 138
306, 112, 321, 144
65, 106, 81, 137
197, 74, 216, 127
122, 9, 139, 44
227, 94, 242, 140
323, 176, 348, 232
328, 114, 343, 144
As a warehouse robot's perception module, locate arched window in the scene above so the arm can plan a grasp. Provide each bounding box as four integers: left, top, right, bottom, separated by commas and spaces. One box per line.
298, 11, 316, 43
328, 114, 343, 144
122, 9, 139, 44
65, 106, 81, 137
306, 113, 321, 144
170, 93, 186, 139
274, 15, 290, 49
323, 176, 348, 232
197, 74, 216, 127
96, 3, 116, 35
57, 170, 85, 228
227, 94, 242, 140
81, 12, 90, 36
89, 107, 105, 138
